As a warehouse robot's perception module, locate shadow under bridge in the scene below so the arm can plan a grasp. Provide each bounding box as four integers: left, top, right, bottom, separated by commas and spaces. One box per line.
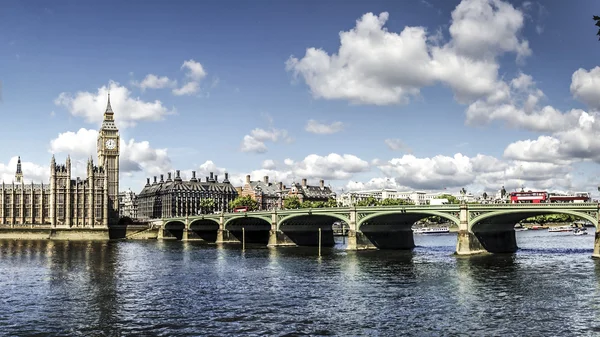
279, 214, 345, 247
225, 217, 271, 244
188, 219, 220, 242
163, 220, 186, 240
359, 212, 458, 249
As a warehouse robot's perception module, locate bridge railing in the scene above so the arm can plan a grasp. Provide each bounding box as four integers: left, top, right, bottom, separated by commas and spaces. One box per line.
471, 203, 599, 208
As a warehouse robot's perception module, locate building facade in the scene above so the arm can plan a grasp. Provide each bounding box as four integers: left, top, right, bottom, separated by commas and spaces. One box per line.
118, 189, 137, 219
0, 95, 120, 227
136, 171, 238, 219
241, 175, 283, 210
283, 178, 336, 204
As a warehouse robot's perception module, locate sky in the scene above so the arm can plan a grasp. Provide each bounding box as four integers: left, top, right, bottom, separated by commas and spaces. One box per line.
1, 0, 600, 197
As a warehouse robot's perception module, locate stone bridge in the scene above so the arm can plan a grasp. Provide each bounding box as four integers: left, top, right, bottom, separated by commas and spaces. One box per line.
158, 203, 600, 257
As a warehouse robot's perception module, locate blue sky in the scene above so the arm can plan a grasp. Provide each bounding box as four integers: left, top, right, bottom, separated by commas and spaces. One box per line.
1, 0, 600, 196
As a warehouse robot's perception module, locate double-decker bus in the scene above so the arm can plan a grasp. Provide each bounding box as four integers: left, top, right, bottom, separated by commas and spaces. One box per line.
510, 191, 591, 203
233, 206, 249, 213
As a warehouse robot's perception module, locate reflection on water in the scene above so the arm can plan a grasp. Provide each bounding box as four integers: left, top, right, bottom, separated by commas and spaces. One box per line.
0, 231, 599, 335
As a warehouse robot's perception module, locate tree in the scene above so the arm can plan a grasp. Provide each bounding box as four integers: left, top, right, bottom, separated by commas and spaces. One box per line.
325, 198, 338, 208
437, 194, 460, 204
501, 186, 507, 199
199, 198, 215, 214
356, 196, 379, 206
230, 195, 258, 211
283, 196, 301, 209
380, 198, 413, 206
595, 15, 600, 40
301, 200, 314, 208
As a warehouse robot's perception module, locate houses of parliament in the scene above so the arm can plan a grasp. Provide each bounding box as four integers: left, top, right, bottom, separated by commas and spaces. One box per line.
0, 95, 120, 227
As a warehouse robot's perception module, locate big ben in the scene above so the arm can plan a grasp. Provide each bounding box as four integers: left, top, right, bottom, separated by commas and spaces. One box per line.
97, 92, 120, 226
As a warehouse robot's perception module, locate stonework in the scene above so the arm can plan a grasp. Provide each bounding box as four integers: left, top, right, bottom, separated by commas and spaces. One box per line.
0, 95, 119, 228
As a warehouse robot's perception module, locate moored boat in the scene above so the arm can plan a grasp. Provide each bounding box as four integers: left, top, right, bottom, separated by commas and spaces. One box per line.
548, 225, 573, 232
412, 227, 450, 234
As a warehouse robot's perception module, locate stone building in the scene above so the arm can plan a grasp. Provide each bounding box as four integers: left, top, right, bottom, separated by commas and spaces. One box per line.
241, 175, 284, 210
283, 178, 336, 204
0, 95, 120, 227
118, 189, 137, 219
136, 171, 238, 219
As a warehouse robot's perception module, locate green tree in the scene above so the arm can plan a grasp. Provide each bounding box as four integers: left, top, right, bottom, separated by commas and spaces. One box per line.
379, 198, 413, 206
437, 194, 460, 204
594, 15, 600, 40
230, 195, 258, 211
311, 201, 326, 208
199, 198, 215, 214
325, 198, 338, 208
356, 196, 379, 207
301, 200, 314, 208
283, 196, 302, 209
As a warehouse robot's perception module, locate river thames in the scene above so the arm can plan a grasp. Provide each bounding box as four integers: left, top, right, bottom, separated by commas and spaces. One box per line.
0, 231, 599, 336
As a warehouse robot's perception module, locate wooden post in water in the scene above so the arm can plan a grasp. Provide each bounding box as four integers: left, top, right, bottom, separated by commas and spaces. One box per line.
318, 228, 322, 257
242, 227, 246, 251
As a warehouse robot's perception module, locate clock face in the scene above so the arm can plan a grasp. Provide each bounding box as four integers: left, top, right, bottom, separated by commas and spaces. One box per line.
105, 139, 116, 150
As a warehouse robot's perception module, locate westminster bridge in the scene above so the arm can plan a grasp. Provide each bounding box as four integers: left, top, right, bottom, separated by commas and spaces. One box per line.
156, 203, 600, 257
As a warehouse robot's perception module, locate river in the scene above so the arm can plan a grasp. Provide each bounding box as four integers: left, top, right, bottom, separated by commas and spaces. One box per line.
0, 230, 599, 336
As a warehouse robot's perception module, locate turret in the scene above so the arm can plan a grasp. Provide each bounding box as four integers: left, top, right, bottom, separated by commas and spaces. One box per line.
15, 156, 23, 183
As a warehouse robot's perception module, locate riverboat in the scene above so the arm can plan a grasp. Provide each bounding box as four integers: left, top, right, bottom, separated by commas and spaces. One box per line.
548, 225, 573, 232
412, 227, 450, 234
573, 228, 588, 236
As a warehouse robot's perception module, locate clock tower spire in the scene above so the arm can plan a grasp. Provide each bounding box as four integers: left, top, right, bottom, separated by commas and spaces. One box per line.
97, 90, 120, 226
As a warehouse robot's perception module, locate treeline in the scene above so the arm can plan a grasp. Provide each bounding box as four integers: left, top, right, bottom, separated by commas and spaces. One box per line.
521, 214, 583, 223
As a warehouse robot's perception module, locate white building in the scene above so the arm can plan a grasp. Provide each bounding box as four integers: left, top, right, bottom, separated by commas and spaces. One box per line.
337, 189, 479, 206
118, 189, 138, 219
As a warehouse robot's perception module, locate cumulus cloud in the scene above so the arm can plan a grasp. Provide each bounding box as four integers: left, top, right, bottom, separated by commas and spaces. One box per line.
384, 138, 410, 152
240, 127, 292, 153
570, 66, 600, 110
262, 159, 277, 170
0, 156, 49, 183
286, 0, 530, 106
54, 81, 175, 128
305, 120, 344, 134
172, 59, 207, 96
133, 74, 176, 91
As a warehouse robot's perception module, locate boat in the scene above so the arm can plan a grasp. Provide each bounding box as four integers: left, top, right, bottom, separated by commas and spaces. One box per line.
573, 228, 588, 236
548, 225, 573, 232
412, 227, 450, 234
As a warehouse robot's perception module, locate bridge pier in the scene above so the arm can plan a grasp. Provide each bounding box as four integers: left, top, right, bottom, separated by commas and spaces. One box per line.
593, 231, 600, 259
455, 231, 488, 255
216, 229, 240, 244
267, 230, 296, 247
346, 230, 377, 250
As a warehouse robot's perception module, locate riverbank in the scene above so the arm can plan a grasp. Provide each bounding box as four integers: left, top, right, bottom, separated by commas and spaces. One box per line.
0, 224, 159, 240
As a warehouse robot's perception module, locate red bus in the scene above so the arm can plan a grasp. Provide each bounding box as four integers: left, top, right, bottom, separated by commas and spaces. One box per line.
233, 206, 249, 213
510, 191, 591, 203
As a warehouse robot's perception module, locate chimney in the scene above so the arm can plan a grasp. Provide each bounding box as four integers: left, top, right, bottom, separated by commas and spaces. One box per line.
264, 176, 269, 184
167, 172, 172, 181
210, 172, 214, 180
279, 182, 283, 191
320, 179, 324, 188
160, 174, 164, 182
245, 175, 251, 184
302, 178, 307, 187
176, 170, 180, 178
215, 175, 218, 182
153, 176, 157, 184
206, 176, 209, 182
146, 178, 150, 186
191, 171, 197, 182
223, 172, 230, 183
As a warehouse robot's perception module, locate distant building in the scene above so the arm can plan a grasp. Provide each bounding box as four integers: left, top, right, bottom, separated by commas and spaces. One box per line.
283, 178, 336, 204
118, 189, 137, 219
136, 171, 238, 219
337, 189, 428, 206
241, 175, 283, 211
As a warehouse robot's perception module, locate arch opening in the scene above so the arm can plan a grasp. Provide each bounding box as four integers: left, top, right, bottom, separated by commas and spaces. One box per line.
279, 214, 345, 247
470, 210, 597, 254
358, 212, 459, 250
163, 221, 185, 240
189, 219, 220, 242
226, 217, 271, 245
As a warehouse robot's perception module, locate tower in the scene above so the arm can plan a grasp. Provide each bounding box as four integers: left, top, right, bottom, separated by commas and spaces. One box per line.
97, 92, 120, 226
15, 156, 23, 183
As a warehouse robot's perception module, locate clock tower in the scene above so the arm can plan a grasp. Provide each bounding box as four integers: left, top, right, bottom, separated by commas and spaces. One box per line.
97, 92, 120, 226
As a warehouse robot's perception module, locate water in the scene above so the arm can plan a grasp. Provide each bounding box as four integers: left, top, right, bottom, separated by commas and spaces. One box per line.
0, 231, 599, 336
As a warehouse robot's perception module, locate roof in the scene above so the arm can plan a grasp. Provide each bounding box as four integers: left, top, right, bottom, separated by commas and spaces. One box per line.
284, 182, 336, 199
248, 181, 281, 197
138, 178, 238, 197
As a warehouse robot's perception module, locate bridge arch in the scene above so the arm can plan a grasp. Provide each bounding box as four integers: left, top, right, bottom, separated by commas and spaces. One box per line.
189, 218, 220, 229
357, 210, 460, 229
470, 209, 598, 232
163, 220, 185, 240
277, 212, 350, 230
224, 214, 272, 229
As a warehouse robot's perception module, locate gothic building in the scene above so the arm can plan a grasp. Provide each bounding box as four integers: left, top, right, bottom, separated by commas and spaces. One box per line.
136, 171, 238, 219
0, 95, 120, 227
241, 175, 284, 211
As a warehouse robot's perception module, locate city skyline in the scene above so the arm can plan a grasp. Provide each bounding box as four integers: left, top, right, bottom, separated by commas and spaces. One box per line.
1, 0, 600, 196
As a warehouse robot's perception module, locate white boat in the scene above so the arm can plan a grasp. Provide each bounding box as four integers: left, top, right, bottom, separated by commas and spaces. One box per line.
548, 225, 573, 232
573, 228, 588, 236
412, 227, 450, 234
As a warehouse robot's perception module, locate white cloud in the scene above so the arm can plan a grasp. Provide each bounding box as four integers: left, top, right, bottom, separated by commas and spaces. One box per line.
134, 74, 176, 91
305, 120, 344, 134
240, 127, 292, 153
284, 158, 294, 166
48, 128, 171, 175
172, 81, 200, 96
54, 81, 175, 128
293, 153, 370, 180
571, 66, 600, 110
181, 59, 207, 81
262, 159, 277, 170
344, 177, 405, 192
384, 138, 410, 152
286, 0, 530, 106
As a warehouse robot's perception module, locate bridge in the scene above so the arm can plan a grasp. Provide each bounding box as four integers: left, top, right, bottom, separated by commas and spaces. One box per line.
157, 203, 600, 257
